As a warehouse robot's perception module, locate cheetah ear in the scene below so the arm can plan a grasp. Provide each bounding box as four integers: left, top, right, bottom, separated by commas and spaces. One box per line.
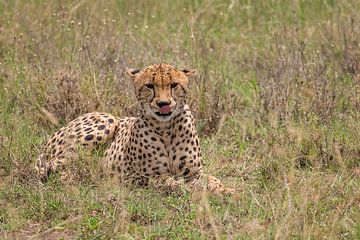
181, 69, 197, 78
125, 68, 141, 80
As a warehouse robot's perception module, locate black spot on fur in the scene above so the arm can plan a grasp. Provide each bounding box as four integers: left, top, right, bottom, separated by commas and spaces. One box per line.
84, 134, 94, 141
183, 168, 190, 176
98, 125, 106, 130
179, 161, 185, 169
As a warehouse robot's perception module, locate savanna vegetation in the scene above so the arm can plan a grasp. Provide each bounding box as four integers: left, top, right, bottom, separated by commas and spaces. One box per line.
0, 0, 359, 239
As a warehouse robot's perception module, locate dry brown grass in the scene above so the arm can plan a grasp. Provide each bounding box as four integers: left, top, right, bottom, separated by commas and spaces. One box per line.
0, 0, 359, 239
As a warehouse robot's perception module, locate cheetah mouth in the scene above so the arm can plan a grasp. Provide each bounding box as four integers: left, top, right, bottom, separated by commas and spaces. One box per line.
155, 112, 173, 117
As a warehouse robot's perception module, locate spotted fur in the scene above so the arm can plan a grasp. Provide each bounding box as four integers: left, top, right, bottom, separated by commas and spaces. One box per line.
36, 64, 234, 194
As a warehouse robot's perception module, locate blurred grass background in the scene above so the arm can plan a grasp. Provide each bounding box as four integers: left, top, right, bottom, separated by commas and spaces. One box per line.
0, 0, 359, 239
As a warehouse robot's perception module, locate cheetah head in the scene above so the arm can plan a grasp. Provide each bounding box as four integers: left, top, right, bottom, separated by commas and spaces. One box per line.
126, 64, 196, 122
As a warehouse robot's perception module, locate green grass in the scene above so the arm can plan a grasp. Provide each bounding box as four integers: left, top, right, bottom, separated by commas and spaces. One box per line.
0, 0, 359, 239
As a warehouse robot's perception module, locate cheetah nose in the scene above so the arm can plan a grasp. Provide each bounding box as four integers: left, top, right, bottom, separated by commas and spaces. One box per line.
156, 101, 170, 108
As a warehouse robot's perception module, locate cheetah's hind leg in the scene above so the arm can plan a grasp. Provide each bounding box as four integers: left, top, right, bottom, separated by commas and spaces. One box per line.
35, 153, 49, 181
35, 153, 72, 181
35, 112, 121, 181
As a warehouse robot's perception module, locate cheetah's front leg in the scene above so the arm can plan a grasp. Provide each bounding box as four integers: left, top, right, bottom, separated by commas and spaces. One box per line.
188, 173, 235, 195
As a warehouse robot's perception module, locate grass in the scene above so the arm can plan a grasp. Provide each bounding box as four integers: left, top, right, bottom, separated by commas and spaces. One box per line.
0, 0, 359, 239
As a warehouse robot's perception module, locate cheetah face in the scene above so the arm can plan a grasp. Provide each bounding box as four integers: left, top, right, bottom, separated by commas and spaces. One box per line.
126, 64, 196, 122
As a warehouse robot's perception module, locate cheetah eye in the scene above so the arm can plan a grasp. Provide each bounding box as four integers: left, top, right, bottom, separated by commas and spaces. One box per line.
145, 84, 154, 89
171, 83, 178, 88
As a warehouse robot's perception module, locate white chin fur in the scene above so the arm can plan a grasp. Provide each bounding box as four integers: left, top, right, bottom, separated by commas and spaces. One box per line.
145, 105, 183, 122
149, 111, 174, 122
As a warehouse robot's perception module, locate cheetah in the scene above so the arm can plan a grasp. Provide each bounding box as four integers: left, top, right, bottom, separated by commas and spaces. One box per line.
36, 64, 234, 194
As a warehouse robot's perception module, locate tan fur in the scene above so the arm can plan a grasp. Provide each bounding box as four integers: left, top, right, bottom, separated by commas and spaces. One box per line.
36, 64, 234, 194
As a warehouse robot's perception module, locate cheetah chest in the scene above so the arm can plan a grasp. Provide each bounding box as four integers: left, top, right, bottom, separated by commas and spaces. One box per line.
106, 113, 202, 180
